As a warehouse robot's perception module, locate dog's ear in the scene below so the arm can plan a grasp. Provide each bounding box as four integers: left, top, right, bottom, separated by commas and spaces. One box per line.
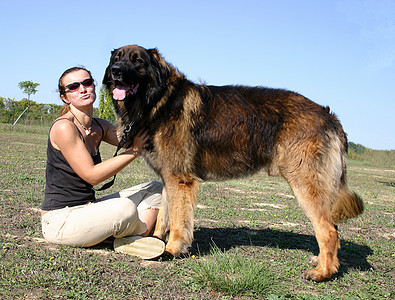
145, 48, 170, 103
148, 48, 162, 63
147, 48, 170, 86
148, 48, 164, 70
102, 48, 119, 85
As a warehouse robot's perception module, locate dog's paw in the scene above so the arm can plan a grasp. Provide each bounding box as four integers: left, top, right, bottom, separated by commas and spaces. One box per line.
303, 268, 330, 282
165, 240, 191, 258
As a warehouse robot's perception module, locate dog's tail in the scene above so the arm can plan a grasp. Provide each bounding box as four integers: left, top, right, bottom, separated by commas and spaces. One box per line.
331, 185, 364, 224
322, 129, 364, 224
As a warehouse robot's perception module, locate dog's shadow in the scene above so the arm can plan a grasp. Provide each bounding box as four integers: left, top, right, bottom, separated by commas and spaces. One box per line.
191, 227, 373, 279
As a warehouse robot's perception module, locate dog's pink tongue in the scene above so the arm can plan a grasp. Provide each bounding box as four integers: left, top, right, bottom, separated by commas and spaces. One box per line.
113, 86, 129, 100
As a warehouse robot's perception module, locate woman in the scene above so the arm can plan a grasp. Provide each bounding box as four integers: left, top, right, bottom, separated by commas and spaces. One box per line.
41, 66, 165, 259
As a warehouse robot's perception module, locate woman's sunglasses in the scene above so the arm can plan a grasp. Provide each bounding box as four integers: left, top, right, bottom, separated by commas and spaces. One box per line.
65, 78, 94, 92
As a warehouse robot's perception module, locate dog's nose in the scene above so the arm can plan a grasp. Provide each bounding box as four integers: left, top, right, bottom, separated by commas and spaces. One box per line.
111, 65, 122, 78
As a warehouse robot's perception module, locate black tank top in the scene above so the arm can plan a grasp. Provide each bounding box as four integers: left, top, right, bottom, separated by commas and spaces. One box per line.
42, 118, 104, 211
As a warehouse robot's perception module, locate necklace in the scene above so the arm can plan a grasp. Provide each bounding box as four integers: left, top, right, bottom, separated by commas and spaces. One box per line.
70, 110, 92, 135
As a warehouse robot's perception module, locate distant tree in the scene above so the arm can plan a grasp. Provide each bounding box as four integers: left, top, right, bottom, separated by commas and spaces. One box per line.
348, 142, 367, 154
18, 81, 40, 102
15, 81, 40, 126
98, 85, 116, 123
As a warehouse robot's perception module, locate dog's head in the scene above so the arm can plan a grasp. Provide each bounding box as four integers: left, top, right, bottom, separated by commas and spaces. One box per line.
103, 45, 170, 107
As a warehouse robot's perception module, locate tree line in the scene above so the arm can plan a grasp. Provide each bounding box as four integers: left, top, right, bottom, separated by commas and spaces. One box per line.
0, 89, 114, 127
0, 97, 64, 126
0, 97, 110, 126
0, 78, 118, 126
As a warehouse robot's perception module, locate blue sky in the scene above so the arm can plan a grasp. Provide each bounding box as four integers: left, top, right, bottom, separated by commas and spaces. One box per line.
0, 0, 394, 150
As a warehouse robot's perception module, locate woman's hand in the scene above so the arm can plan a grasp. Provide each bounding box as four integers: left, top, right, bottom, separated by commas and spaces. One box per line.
124, 129, 149, 156
52, 119, 150, 186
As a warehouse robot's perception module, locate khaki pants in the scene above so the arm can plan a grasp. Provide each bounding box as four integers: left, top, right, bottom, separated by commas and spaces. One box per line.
41, 181, 162, 247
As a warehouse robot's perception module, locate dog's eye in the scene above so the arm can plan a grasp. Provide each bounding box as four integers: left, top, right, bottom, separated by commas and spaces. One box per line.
135, 58, 144, 64
114, 56, 120, 62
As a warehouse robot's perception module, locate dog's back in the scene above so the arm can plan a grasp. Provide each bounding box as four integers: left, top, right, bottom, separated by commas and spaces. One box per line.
189, 85, 345, 181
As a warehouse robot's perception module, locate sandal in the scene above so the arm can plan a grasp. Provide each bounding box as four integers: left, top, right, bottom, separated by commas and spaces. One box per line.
114, 236, 165, 260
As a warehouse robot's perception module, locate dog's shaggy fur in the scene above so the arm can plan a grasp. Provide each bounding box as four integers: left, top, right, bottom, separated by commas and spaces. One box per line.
103, 45, 364, 282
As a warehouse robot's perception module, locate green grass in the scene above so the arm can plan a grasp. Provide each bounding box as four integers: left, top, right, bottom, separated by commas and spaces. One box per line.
184, 243, 286, 297
0, 126, 394, 299
0, 122, 51, 135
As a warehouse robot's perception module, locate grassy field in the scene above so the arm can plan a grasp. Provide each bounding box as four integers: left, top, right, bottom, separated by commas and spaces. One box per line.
0, 126, 394, 299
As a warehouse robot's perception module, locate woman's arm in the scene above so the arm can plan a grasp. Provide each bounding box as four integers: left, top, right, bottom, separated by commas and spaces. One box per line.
95, 118, 121, 146
50, 119, 148, 186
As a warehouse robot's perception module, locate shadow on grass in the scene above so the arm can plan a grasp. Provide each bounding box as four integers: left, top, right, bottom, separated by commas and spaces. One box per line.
378, 180, 395, 187
191, 227, 373, 279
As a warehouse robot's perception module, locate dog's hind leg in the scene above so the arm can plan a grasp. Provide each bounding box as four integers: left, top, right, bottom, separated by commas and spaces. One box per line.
287, 174, 340, 282
153, 187, 170, 242
279, 135, 346, 281
161, 173, 199, 256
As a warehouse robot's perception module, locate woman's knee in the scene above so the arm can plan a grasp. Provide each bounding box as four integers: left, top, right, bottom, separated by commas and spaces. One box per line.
111, 198, 147, 237
111, 198, 139, 222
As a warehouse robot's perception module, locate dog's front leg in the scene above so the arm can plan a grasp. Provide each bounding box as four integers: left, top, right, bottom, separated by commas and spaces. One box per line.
162, 173, 199, 256
153, 187, 170, 242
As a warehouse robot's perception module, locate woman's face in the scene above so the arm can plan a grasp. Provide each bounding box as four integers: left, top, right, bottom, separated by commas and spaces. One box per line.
61, 69, 96, 109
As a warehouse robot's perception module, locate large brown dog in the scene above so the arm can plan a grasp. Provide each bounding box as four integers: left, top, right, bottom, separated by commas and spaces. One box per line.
103, 45, 363, 282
